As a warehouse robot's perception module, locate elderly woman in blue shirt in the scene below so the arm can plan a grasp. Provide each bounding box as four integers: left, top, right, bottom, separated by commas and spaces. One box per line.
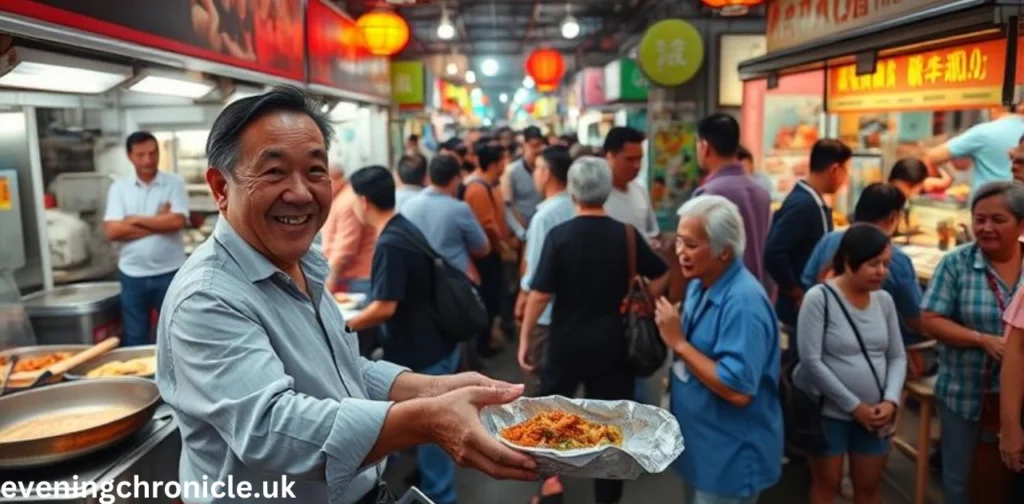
654, 195, 783, 504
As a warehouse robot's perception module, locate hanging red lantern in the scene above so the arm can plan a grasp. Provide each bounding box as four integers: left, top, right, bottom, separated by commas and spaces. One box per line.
525, 48, 566, 92
700, 0, 765, 16
356, 9, 410, 56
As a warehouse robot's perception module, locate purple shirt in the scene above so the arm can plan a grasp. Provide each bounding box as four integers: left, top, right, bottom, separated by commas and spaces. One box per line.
694, 164, 772, 288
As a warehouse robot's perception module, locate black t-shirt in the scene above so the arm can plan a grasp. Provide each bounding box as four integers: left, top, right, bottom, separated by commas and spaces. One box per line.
371, 215, 453, 371
531, 216, 668, 371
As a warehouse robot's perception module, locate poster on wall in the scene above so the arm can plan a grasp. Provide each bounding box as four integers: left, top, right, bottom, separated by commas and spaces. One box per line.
648, 103, 699, 231
718, 34, 766, 107
763, 95, 823, 155
307, 0, 390, 101
0, 0, 305, 80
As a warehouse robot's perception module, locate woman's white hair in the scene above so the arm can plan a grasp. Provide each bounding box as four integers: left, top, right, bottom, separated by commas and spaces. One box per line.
677, 195, 746, 258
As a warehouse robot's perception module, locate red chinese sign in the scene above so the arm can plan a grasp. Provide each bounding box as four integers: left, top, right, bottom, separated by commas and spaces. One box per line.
766, 0, 947, 52
0, 0, 305, 81
307, 0, 390, 100
827, 39, 1007, 113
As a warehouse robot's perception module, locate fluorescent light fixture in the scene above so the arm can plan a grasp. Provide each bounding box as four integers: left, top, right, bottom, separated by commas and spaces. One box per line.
481, 58, 499, 77
561, 15, 580, 39
0, 46, 132, 94
446, 62, 459, 76
523, 76, 535, 89
129, 72, 215, 99
499, 93, 509, 103
465, 70, 476, 84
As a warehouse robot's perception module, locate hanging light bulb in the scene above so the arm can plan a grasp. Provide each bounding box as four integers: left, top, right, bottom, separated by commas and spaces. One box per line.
437, 5, 455, 40
560, 3, 580, 39
465, 70, 476, 84
481, 58, 499, 77
499, 93, 509, 103
446, 62, 458, 76
523, 75, 535, 89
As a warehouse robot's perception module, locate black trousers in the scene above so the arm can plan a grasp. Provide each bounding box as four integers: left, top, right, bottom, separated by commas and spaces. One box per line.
540, 358, 633, 504
474, 252, 503, 352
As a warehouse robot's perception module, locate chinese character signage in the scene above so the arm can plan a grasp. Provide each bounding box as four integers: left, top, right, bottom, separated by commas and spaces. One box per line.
391, 61, 425, 108
827, 39, 1006, 113
637, 19, 704, 87
0, 0, 306, 80
308, 0, 390, 101
605, 59, 649, 103
766, 0, 947, 52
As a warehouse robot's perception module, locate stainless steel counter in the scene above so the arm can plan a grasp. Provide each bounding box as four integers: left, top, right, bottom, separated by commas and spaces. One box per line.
0, 405, 181, 504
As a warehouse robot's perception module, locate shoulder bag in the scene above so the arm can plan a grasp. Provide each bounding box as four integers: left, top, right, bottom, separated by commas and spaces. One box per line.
620, 224, 667, 377
781, 286, 831, 455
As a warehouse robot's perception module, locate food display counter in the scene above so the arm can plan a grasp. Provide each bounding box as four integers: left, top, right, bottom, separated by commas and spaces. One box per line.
0, 406, 180, 504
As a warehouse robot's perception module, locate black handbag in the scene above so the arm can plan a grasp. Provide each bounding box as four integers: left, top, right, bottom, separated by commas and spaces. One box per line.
781, 287, 830, 455
621, 224, 667, 377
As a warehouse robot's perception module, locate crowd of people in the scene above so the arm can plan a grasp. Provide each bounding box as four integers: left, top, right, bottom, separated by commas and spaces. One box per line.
101, 85, 1024, 504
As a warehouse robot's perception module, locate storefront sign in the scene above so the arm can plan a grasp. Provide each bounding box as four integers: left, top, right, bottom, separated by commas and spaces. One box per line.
766, 0, 947, 52
391, 61, 425, 108
580, 68, 606, 107
307, 0, 390, 101
0, 0, 305, 80
827, 39, 1006, 113
605, 59, 649, 103
719, 35, 766, 106
637, 19, 704, 87
0, 177, 10, 211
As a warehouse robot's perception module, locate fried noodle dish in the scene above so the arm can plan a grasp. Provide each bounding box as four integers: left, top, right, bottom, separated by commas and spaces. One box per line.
500, 411, 624, 450
0, 352, 73, 373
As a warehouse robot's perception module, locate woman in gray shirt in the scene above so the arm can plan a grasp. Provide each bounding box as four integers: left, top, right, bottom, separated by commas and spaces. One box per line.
795, 224, 907, 504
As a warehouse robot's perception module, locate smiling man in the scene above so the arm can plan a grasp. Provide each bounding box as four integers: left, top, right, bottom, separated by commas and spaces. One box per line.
156, 87, 536, 504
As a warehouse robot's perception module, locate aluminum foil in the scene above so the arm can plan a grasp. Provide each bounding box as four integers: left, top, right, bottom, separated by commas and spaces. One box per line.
480, 395, 684, 480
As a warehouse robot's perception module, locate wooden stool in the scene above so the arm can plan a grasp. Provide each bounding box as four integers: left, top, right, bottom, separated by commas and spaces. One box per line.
892, 375, 937, 504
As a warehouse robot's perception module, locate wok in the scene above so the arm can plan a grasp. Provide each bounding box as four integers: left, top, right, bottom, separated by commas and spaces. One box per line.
64, 345, 156, 381
0, 378, 160, 469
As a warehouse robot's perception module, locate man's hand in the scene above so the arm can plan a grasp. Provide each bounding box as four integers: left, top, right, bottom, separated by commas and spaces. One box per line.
424, 372, 518, 398
852, 403, 877, 431
517, 338, 534, 373
424, 385, 537, 480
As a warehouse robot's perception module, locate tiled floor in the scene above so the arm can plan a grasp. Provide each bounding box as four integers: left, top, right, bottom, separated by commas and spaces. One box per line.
384, 345, 946, 503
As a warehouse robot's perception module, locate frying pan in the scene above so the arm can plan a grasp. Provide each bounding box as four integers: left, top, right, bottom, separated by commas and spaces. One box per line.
64, 345, 157, 381
0, 378, 160, 469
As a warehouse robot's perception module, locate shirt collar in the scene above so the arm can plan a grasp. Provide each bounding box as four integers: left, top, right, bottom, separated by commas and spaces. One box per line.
134, 172, 164, 187
796, 179, 827, 208
536, 191, 570, 211
399, 185, 423, 192
700, 259, 744, 305
213, 218, 327, 284
703, 164, 746, 184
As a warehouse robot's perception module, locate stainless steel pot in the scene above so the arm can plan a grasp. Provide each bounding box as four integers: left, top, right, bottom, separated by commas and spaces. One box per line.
0, 378, 160, 469
64, 345, 156, 380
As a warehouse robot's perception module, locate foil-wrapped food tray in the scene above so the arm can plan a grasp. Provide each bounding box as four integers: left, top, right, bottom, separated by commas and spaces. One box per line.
480, 395, 684, 480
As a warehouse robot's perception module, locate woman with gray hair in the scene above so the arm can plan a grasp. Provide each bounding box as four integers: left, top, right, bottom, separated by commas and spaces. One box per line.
654, 195, 783, 504
921, 181, 1024, 504
519, 156, 669, 504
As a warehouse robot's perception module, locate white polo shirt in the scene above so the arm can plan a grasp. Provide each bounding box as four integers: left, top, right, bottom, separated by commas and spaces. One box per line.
103, 172, 189, 277
604, 180, 660, 240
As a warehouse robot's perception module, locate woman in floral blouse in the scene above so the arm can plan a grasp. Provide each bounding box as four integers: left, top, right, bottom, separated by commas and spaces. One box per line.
921, 181, 1024, 504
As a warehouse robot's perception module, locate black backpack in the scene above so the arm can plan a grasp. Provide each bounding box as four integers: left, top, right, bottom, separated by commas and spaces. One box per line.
390, 225, 489, 344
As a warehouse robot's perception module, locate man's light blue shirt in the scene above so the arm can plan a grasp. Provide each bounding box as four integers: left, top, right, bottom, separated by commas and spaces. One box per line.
156, 218, 407, 504
399, 187, 488, 272
520, 192, 575, 325
670, 260, 782, 498
394, 185, 422, 212
946, 115, 1024, 192
103, 171, 190, 277
801, 230, 923, 343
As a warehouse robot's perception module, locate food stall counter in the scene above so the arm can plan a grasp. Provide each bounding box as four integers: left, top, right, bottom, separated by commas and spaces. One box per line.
0, 405, 181, 504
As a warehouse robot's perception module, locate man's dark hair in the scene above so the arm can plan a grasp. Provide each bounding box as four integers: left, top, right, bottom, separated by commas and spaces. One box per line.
603, 126, 646, 154
349, 165, 395, 211
696, 113, 741, 157
737, 145, 754, 163
809, 139, 853, 173
888, 158, 928, 185
539, 145, 572, 184
523, 126, 545, 143
853, 183, 906, 224
429, 154, 462, 186
559, 133, 578, 146
397, 155, 427, 186
1019, 132, 1024, 144
407, 134, 420, 143
206, 86, 334, 177
832, 224, 891, 274
474, 142, 506, 172
126, 131, 157, 153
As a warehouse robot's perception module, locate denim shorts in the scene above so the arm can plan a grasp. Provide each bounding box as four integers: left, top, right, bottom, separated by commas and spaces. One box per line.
817, 417, 891, 456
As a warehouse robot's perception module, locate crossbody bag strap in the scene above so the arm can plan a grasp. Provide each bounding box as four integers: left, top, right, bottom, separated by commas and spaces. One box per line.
625, 223, 637, 283
390, 225, 442, 262
822, 284, 885, 400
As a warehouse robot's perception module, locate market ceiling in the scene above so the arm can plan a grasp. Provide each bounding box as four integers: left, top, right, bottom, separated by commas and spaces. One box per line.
338, 0, 763, 87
